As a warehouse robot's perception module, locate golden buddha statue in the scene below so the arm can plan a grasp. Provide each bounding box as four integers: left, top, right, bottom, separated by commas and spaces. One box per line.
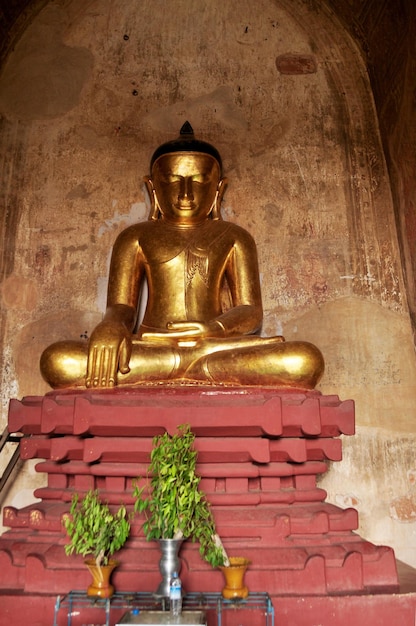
40, 123, 324, 390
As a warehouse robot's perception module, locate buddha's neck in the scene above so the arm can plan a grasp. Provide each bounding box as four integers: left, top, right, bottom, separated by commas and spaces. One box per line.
159, 217, 212, 230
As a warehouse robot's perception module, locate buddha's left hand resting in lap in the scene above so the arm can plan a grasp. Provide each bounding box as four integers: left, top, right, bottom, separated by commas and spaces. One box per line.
40, 123, 324, 390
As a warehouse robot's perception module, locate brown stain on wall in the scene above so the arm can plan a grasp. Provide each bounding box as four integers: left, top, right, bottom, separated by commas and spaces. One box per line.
0, 4, 93, 121
1, 275, 38, 310
276, 54, 317, 75
0, 117, 29, 391
390, 495, 416, 523
0, 0, 48, 64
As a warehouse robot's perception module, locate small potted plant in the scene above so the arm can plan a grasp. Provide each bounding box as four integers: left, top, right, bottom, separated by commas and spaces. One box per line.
133, 424, 229, 595
64, 489, 131, 598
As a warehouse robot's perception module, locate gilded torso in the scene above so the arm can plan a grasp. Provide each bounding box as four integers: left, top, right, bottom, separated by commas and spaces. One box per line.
133, 219, 253, 328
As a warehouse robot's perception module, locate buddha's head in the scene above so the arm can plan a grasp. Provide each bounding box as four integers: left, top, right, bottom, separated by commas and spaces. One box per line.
146, 122, 227, 224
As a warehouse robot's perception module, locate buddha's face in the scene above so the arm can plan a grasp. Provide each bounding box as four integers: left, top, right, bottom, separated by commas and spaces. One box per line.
150, 153, 222, 225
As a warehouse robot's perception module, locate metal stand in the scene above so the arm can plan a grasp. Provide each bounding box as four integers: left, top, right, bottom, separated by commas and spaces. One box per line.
53, 591, 274, 626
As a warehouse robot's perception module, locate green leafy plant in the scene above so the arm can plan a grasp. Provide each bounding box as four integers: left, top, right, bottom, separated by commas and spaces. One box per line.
133, 424, 229, 568
64, 489, 131, 568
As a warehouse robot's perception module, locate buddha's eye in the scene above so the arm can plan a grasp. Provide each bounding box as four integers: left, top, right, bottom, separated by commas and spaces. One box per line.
162, 174, 181, 184
193, 173, 210, 183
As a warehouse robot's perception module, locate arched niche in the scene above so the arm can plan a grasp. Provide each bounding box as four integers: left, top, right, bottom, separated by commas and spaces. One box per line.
0, 0, 415, 566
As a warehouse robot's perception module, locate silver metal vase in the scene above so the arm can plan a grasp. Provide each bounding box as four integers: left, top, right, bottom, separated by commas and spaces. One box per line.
155, 538, 183, 597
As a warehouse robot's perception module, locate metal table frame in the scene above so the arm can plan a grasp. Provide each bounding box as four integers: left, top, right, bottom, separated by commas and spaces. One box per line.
53, 590, 275, 626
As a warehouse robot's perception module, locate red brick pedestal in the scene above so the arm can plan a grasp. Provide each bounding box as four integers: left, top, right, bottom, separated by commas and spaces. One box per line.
1, 386, 414, 625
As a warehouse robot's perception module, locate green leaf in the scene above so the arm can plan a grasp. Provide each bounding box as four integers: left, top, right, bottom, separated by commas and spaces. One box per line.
64, 489, 130, 565
132, 424, 228, 567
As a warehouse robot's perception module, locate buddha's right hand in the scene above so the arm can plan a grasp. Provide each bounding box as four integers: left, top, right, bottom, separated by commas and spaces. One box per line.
86, 320, 131, 388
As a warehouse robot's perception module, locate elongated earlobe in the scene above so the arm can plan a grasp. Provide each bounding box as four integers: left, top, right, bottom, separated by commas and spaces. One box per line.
144, 176, 160, 220
211, 177, 228, 220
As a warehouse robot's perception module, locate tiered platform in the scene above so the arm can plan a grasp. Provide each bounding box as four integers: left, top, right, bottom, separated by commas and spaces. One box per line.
1, 386, 415, 625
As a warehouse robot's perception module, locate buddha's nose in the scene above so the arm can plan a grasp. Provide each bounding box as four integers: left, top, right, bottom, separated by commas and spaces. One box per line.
179, 177, 194, 201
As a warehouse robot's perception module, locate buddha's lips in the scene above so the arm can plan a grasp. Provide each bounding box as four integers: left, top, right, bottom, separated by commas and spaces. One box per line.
175, 202, 196, 210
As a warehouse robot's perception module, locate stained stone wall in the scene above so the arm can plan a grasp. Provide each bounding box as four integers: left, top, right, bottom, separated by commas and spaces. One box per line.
1, 0, 415, 568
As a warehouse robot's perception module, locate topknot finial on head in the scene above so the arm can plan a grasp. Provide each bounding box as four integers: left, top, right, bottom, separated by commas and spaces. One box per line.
150, 122, 222, 173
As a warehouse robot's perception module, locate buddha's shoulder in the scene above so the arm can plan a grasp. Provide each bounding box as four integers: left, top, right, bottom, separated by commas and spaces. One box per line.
214, 220, 255, 243
114, 221, 157, 243
114, 219, 254, 245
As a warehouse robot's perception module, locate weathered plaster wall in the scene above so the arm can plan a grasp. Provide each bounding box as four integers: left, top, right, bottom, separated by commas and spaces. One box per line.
0, 0, 415, 566
330, 0, 416, 336
0, 0, 48, 63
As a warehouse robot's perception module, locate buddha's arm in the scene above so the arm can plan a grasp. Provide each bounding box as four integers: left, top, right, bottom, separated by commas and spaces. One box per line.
86, 226, 143, 387
215, 228, 263, 335
155, 227, 263, 341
